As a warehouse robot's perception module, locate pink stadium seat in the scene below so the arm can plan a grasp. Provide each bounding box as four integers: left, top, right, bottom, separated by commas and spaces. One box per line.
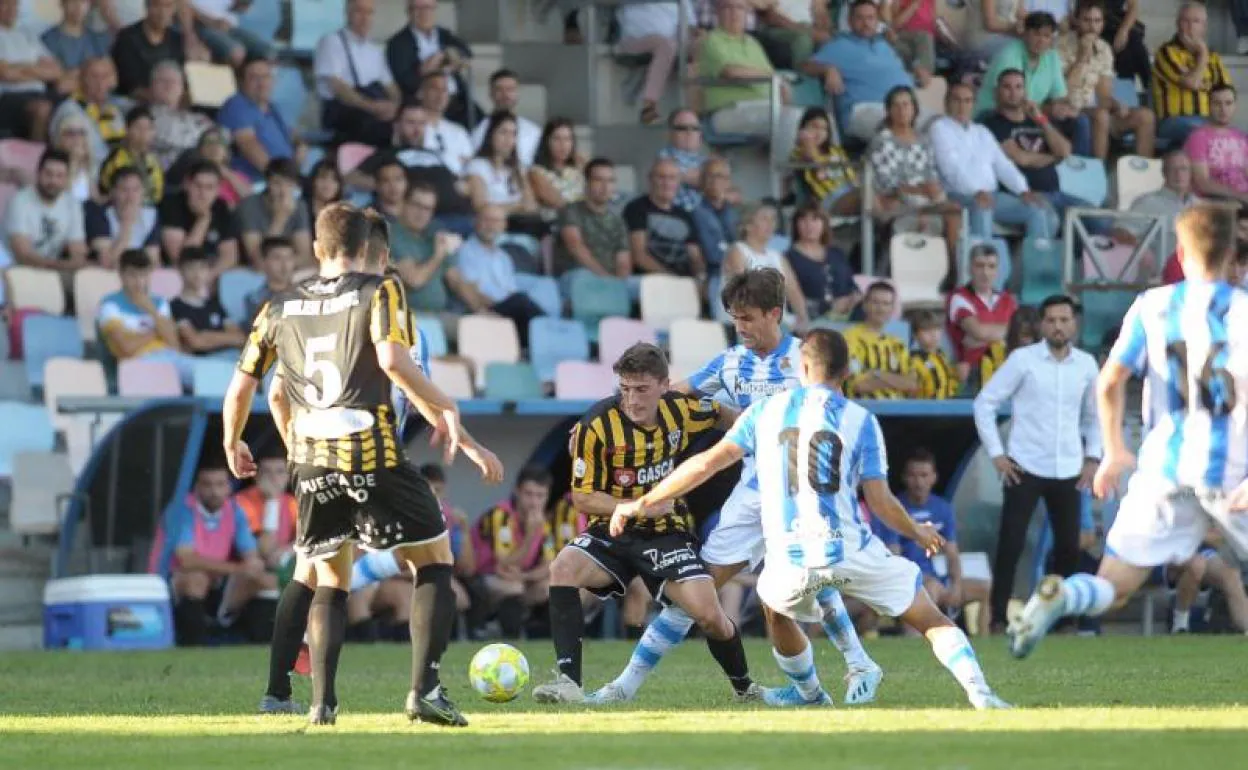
337, 142, 375, 175
148, 268, 183, 301
852, 275, 903, 319
42, 358, 109, 474
429, 359, 475, 399
555, 361, 615, 400
1082, 238, 1153, 283
118, 359, 183, 397
457, 314, 520, 388
0, 139, 46, 182
598, 317, 657, 365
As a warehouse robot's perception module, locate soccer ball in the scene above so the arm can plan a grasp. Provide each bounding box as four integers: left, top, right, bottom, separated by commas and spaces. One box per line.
469, 643, 530, 702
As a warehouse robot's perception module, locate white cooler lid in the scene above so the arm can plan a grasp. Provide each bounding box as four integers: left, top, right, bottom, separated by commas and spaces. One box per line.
44, 575, 171, 605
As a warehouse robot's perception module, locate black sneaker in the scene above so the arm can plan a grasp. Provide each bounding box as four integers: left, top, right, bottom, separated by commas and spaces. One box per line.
308, 704, 338, 726
405, 687, 468, 727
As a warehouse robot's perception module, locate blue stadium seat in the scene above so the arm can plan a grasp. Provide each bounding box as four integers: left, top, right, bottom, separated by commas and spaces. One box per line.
237, 0, 282, 43
271, 65, 309, 130
290, 0, 344, 54
483, 362, 543, 400
1019, 238, 1064, 305
0, 401, 55, 476
1057, 156, 1109, 208
415, 315, 449, 358
883, 319, 911, 347
192, 359, 236, 397
218, 268, 266, 324
962, 236, 1012, 291
1081, 289, 1135, 349
22, 315, 83, 390
515, 273, 562, 318
301, 144, 326, 176
569, 272, 631, 328
529, 317, 590, 382
1112, 78, 1140, 109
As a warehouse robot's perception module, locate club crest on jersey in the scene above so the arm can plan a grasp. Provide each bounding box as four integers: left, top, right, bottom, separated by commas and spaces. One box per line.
668, 429, 682, 448
614, 469, 636, 487
573, 458, 587, 479
779, 357, 790, 370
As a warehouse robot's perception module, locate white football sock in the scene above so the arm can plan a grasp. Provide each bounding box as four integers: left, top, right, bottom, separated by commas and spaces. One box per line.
612, 606, 694, 697
818, 589, 874, 670
772, 642, 822, 700
350, 551, 402, 591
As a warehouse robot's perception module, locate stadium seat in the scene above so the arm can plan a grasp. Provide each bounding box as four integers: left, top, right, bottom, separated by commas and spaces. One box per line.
191, 358, 236, 397
669, 319, 728, 380
218, 268, 265, 324
1112, 77, 1140, 109
569, 272, 631, 329
639, 275, 700, 332
272, 65, 310, 130
43, 358, 107, 426
301, 143, 326, 176
554, 361, 615, 400
1056, 156, 1108, 208
23, 316, 83, 390
888, 233, 947, 305
0, 138, 46, 182
337, 142, 375, 175
1081, 289, 1135, 349
457, 314, 521, 388
429, 359, 475, 399
1082, 237, 1147, 283
960, 237, 1012, 291
185, 62, 237, 108
8, 265, 66, 315
883, 319, 912, 347
615, 165, 638, 198
148, 267, 182, 301
598, 317, 657, 365
483, 362, 543, 400
72, 267, 122, 343
529, 317, 590, 382
1019, 238, 1064, 305
851, 275, 903, 320
291, 0, 345, 52
1115, 155, 1163, 210
9, 450, 75, 536
0, 361, 26, 399
0, 401, 56, 477
515, 273, 562, 318
498, 234, 543, 274
237, 0, 282, 41
414, 314, 449, 359
117, 359, 183, 397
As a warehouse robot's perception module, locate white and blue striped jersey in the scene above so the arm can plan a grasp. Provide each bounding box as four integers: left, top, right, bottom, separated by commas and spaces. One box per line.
725, 384, 887, 567
391, 328, 433, 422
1109, 280, 1248, 491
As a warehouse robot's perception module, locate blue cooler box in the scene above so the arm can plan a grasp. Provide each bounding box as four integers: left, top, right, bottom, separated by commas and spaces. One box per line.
43, 575, 175, 651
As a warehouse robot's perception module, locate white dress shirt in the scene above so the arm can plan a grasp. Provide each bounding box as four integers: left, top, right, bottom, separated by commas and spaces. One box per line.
424, 119, 474, 176
973, 341, 1102, 479
928, 116, 1030, 197
314, 28, 395, 99
470, 115, 541, 168
410, 26, 459, 95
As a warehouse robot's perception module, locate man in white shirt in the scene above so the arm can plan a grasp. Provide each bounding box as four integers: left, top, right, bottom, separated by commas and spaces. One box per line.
419, 71, 475, 177
385, 0, 475, 124
972, 294, 1101, 633
3, 149, 88, 275
470, 69, 541, 168
313, 0, 401, 147
929, 82, 1058, 240
1112, 150, 1199, 265
445, 204, 545, 346
0, 0, 65, 141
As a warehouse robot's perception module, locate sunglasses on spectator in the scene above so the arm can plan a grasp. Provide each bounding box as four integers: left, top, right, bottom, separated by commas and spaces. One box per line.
672, 124, 701, 132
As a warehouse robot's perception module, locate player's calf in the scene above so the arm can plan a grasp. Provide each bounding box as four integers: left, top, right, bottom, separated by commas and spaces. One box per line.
665, 577, 757, 699
900, 589, 1008, 710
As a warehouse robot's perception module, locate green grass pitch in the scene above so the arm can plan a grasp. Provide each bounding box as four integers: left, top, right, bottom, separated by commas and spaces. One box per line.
2, 636, 1245, 769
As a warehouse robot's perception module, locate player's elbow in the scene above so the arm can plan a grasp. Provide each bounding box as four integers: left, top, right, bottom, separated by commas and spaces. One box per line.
861, 479, 895, 514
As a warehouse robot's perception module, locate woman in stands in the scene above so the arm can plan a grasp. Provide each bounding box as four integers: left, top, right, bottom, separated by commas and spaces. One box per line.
148, 60, 216, 171
788, 107, 860, 216
784, 203, 860, 321
869, 85, 962, 290
721, 202, 810, 329
528, 117, 585, 214
466, 110, 543, 237
49, 110, 99, 203
303, 160, 343, 226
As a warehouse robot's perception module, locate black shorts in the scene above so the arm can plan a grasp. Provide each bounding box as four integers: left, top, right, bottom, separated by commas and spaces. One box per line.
290, 463, 447, 560
567, 522, 711, 605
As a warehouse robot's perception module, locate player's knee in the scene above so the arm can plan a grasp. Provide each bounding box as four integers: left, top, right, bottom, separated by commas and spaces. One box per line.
547, 553, 582, 587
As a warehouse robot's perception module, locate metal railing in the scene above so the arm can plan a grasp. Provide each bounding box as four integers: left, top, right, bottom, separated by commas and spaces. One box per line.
1062, 207, 1167, 293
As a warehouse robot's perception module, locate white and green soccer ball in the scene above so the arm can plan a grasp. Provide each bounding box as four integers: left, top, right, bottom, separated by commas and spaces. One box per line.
469, 643, 530, 702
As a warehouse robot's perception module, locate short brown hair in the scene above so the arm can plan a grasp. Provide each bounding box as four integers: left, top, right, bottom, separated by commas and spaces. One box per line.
720, 267, 786, 314
800, 328, 850, 380
612, 343, 669, 381
909, 308, 942, 332
790, 203, 830, 246
362, 208, 390, 270
1176, 203, 1237, 275
314, 202, 370, 263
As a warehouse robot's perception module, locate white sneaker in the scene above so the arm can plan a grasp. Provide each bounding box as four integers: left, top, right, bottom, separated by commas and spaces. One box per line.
531, 672, 585, 704
1237, 35, 1248, 55
844, 664, 884, 705
970, 690, 1012, 710
734, 682, 766, 703
585, 682, 633, 705
1008, 574, 1066, 660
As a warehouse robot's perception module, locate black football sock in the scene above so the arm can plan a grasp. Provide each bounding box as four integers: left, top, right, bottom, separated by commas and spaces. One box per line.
548, 585, 584, 685
705, 622, 752, 695
496, 595, 526, 639
175, 597, 209, 646
307, 587, 348, 709
410, 563, 456, 697
265, 580, 313, 700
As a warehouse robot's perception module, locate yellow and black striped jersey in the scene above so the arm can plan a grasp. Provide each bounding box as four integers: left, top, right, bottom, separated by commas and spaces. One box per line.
911, 349, 959, 400
843, 324, 911, 399
545, 495, 588, 562
571, 392, 720, 533
237, 272, 412, 472
978, 341, 1008, 386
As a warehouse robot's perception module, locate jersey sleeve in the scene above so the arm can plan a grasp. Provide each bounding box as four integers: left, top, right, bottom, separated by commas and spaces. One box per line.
570, 418, 607, 494
237, 301, 277, 379
684, 352, 726, 399
853, 412, 888, 482
724, 400, 765, 456
369, 276, 413, 347
677, 395, 721, 438
1106, 296, 1148, 376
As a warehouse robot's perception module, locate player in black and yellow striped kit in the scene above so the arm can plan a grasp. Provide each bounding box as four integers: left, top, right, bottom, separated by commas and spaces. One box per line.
910, 310, 961, 400
532, 343, 762, 704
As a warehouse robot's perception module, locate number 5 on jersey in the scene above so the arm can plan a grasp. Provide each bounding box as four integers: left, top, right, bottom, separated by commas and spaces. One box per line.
304, 334, 344, 408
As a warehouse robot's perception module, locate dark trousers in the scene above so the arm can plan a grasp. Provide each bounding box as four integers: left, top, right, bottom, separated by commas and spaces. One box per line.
990, 469, 1083, 623
322, 100, 393, 148
492, 292, 545, 347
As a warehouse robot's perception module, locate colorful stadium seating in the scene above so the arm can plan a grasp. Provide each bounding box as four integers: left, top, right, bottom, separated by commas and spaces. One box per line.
8, 266, 66, 315
554, 361, 615, 400
483, 362, 544, 400
888, 233, 948, 306
148, 268, 183, 302
415, 315, 449, 359
457, 314, 521, 388
429, 359, 475, 399
639, 275, 700, 332
569, 273, 631, 332
72, 267, 122, 344
23, 317, 84, 391
0, 401, 56, 477
1057, 156, 1109, 208
528, 317, 590, 383
217, 269, 266, 325
117, 360, 183, 398
1115, 155, 1164, 210
597, 317, 657, 366
191, 359, 236, 398
9, 451, 74, 536
669, 319, 728, 381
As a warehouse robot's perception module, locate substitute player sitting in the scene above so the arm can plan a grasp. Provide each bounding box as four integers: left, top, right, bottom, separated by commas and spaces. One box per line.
532, 343, 761, 704
614, 329, 1011, 709
1010, 203, 1248, 658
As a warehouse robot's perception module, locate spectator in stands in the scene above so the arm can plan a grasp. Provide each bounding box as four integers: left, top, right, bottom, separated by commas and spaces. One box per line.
98, 248, 192, 384
785, 203, 858, 320
691, 156, 740, 272
315, 0, 401, 147
658, 108, 711, 212
624, 157, 708, 281
931, 82, 1056, 239
0, 0, 63, 142
909, 311, 959, 399
3, 149, 87, 276
236, 159, 312, 269
303, 160, 344, 225
890, 0, 938, 80
167, 463, 270, 645
789, 106, 859, 215
529, 117, 585, 213
53, 56, 125, 165
179, 0, 274, 67
85, 165, 159, 267
217, 57, 297, 182
1100, 0, 1149, 90
446, 204, 546, 345
390, 181, 460, 315
49, 110, 99, 202
471, 69, 541, 166
172, 126, 250, 206
615, 0, 694, 125
968, 0, 1026, 60
160, 159, 239, 269
754, 0, 827, 70
42, 0, 113, 92
386, 0, 474, 124
418, 463, 485, 634
1170, 540, 1248, 634
979, 303, 1040, 385
111, 0, 183, 101
844, 281, 918, 398
372, 156, 409, 221
473, 465, 553, 639
170, 246, 245, 354
99, 106, 163, 205
805, 0, 920, 143
554, 157, 631, 292
870, 85, 962, 287
947, 244, 1018, 383
419, 71, 475, 176
232, 452, 297, 572
1152, 2, 1232, 148
465, 111, 542, 234
722, 203, 810, 328
1113, 149, 1198, 259
973, 293, 1100, 634
242, 236, 295, 325
148, 60, 215, 170
1185, 85, 1248, 206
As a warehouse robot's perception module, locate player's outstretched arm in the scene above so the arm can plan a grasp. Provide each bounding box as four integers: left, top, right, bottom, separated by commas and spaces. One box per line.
223, 370, 262, 479
611, 440, 745, 536
267, 373, 291, 451
1092, 360, 1135, 499
862, 479, 945, 556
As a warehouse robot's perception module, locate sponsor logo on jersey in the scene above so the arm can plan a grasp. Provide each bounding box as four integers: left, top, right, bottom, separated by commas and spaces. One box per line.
737, 380, 789, 397
642, 545, 699, 571
299, 471, 376, 504
614, 469, 636, 487
635, 458, 675, 486
573, 458, 587, 479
